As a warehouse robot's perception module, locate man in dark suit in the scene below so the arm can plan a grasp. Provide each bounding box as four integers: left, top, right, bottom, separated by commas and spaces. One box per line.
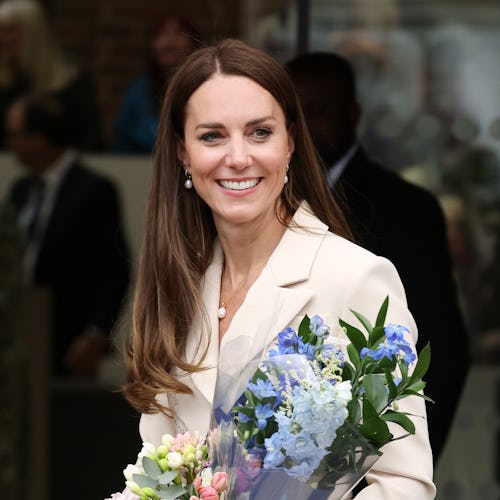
286, 52, 471, 463
5, 94, 130, 378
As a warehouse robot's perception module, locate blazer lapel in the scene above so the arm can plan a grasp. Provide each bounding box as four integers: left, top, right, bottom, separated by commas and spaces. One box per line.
186, 204, 329, 410
215, 204, 329, 411
186, 241, 224, 405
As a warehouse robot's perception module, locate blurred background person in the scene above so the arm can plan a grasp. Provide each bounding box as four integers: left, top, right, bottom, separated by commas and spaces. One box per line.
0, 0, 103, 151
112, 11, 200, 154
5, 93, 130, 378
285, 51, 471, 464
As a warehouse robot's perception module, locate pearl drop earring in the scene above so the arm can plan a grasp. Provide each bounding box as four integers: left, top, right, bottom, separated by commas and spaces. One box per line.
284, 164, 289, 184
184, 170, 193, 189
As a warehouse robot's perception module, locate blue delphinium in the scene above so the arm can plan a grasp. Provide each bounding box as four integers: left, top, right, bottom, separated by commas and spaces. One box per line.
360, 323, 416, 365
309, 315, 330, 337
247, 378, 278, 399
255, 403, 274, 430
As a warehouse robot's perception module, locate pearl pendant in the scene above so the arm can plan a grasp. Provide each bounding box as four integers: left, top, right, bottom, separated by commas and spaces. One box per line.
217, 305, 227, 319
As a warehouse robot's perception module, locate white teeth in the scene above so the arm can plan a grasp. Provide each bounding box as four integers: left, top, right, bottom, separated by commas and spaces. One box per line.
219, 179, 259, 190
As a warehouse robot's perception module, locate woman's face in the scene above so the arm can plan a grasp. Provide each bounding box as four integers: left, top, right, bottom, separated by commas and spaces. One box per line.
178, 74, 294, 229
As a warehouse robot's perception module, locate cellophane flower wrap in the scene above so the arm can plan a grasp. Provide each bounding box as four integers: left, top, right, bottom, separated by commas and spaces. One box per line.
209, 296, 432, 499
104, 431, 228, 500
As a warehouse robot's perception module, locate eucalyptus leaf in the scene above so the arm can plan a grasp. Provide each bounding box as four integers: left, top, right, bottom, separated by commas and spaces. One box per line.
158, 470, 179, 485
158, 484, 187, 499
133, 474, 158, 489
143, 456, 162, 480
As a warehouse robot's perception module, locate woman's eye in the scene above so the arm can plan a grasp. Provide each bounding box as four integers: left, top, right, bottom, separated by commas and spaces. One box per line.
252, 127, 272, 139
200, 132, 221, 142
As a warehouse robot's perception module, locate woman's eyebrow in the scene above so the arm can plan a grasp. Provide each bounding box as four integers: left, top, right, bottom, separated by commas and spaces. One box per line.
194, 115, 277, 131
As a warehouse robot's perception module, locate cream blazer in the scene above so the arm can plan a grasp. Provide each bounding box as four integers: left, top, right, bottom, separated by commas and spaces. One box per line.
140, 205, 436, 499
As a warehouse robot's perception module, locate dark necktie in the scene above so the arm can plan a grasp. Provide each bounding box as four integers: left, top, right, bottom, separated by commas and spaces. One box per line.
26, 177, 46, 244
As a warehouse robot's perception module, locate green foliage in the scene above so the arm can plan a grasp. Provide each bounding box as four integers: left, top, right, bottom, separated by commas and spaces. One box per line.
340, 296, 432, 448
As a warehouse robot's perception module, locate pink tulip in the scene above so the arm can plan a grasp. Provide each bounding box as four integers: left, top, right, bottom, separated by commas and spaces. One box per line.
189, 496, 200, 500
211, 471, 228, 493
198, 485, 219, 500
193, 476, 202, 490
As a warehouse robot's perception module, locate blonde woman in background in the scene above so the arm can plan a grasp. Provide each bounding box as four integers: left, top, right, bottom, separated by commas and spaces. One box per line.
0, 0, 102, 150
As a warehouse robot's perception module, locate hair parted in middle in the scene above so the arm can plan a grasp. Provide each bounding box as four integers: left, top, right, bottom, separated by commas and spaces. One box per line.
125, 38, 351, 415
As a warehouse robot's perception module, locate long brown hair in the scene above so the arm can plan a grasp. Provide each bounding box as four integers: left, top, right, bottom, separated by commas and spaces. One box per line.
124, 38, 352, 414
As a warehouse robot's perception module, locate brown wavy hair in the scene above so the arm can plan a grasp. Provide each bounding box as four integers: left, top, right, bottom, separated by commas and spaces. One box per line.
124, 38, 352, 414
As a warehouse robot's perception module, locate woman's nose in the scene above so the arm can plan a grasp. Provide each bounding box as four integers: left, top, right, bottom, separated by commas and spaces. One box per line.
224, 139, 251, 168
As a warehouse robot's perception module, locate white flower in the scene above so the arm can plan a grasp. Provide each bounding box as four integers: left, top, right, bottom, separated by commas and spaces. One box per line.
123, 464, 142, 482
167, 451, 184, 468
199, 467, 214, 487
161, 433, 175, 449
137, 442, 157, 463
125, 480, 142, 495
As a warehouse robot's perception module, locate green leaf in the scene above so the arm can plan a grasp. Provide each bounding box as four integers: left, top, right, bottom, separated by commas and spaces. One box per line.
341, 361, 355, 382
362, 397, 379, 420
158, 470, 179, 485
381, 410, 416, 434
347, 398, 362, 425
410, 343, 431, 384
399, 389, 429, 400
142, 456, 162, 480
360, 416, 392, 447
158, 485, 187, 499
298, 314, 311, 342
363, 374, 389, 414
347, 343, 361, 368
400, 359, 408, 379
339, 319, 367, 351
406, 381, 426, 393
385, 373, 398, 400
375, 296, 389, 328
350, 309, 373, 335
368, 326, 386, 348
133, 474, 158, 489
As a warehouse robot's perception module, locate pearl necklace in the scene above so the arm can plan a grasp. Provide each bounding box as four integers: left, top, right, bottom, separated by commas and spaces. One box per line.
217, 303, 228, 319
218, 260, 267, 320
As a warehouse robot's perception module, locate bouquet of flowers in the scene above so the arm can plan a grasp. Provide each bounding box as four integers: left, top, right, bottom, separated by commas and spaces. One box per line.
105, 431, 228, 500
211, 296, 431, 499
107, 296, 431, 499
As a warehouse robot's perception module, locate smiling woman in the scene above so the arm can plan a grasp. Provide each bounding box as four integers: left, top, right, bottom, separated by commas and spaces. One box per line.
123, 38, 436, 499
178, 74, 294, 231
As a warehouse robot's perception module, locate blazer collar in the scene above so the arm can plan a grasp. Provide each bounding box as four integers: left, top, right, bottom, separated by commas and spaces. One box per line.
186, 203, 329, 410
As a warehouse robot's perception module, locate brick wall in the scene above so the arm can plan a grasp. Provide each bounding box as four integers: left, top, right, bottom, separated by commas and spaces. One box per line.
48, 0, 241, 148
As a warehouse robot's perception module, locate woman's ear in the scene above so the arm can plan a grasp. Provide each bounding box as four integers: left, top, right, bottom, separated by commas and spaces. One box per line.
176, 141, 188, 168
287, 126, 295, 161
